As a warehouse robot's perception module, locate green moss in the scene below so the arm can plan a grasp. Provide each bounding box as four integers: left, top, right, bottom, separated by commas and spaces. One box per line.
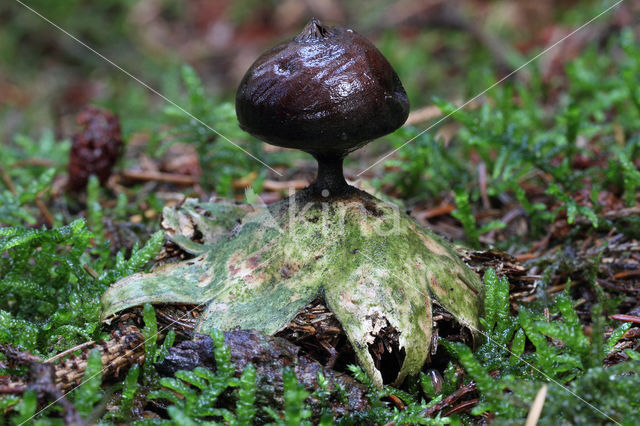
438, 270, 639, 423
0, 196, 163, 354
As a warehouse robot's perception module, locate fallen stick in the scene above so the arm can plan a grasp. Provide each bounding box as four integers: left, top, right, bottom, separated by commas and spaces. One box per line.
121, 170, 197, 185
421, 381, 477, 418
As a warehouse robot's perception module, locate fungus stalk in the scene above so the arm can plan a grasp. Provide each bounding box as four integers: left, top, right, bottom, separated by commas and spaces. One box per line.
312, 155, 349, 196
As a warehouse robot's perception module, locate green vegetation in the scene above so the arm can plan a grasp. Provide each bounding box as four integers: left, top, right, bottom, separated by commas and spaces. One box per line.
441, 270, 638, 424
378, 28, 640, 248
146, 329, 258, 425
162, 66, 265, 196
0, 175, 163, 354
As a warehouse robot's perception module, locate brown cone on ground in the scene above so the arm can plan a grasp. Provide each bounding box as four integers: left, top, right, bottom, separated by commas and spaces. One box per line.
67, 105, 123, 191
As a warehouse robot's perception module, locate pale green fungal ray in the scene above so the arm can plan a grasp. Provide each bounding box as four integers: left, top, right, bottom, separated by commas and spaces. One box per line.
101, 190, 484, 387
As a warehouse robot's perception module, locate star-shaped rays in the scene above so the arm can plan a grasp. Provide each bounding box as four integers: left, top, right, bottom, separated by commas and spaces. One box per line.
102, 190, 484, 387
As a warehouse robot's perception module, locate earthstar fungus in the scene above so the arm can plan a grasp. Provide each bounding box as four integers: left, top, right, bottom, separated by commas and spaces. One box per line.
102, 19, 484, 388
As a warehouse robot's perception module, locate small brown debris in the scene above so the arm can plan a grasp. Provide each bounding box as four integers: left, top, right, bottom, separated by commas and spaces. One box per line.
276, 298, 354, 370
367, 317, 406, 385
387, 394, 406, 410
421, 380, 478, 418
121, 169, 197, 185
610, 314, 640, 324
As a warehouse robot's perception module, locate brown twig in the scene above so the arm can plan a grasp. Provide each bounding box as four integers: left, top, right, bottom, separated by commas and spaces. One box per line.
30, 363, 83, 425
521, 281, 577, 303
421, 381, 478, 417
610, 314, 640, 324
388, 394, 406, 410
262, 179, 309, 191
0, 164, 18, 194
53, 326, 145, 392
35, 195, 55, 228
121, 169, 197, 185
11, 158, 55, 168
45, 340, 96, 364
0, 385, 27, 394
613, 270, 640, 279
478, 162, 490, 210
444, 398, 479, 416
412, 204, 456, 222
515, 253, 539, 262
1, 343, 42, 364
83, 264, 99, 279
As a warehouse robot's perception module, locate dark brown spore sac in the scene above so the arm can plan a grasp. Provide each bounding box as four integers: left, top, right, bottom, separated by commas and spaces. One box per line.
236, 18, 409, 158
67, 105, 123, 191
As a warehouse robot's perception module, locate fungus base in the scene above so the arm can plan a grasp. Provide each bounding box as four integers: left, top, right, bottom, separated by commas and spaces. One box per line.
101, 189, 484, 387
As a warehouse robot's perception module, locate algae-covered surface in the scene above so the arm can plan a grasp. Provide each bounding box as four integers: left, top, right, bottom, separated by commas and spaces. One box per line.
101, 188, 484, 386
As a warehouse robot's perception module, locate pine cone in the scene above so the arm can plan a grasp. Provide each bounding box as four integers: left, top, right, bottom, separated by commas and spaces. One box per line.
67, 105, 123, 190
